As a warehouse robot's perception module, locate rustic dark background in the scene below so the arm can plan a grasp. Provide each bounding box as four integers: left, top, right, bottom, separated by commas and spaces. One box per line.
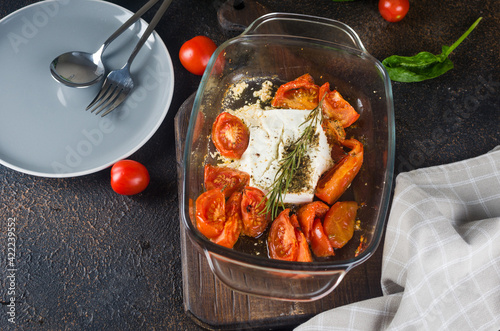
0, 0, 498, 330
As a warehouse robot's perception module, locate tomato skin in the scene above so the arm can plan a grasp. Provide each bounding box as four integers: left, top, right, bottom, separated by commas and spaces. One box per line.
179, 36, 217, 75
213, 191, 243, 248
204, 164, 250, 198
323, 201, 358, 249
241, 187, 269, 238
296, 201, 330, 243
319, 82, 359, 128
212, 112, 250, 159
289, 213, 300, 229
315, 139, 364, 205
268, 209, 298, 261
378, 0, 410, 23
195, 189, 226, 239
322, 118, 346, 146
310, 218, 334, 257
271, 74, 320, 110
110, 160, 150, 195
295, 228, 313, 262
268, 211, 313, 262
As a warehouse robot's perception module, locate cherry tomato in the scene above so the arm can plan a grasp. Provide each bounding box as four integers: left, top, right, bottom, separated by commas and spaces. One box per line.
319, 82, 360, 128
323, 201, 358, 249
110, 160, 150, 195
204, 164, 250, 198
310, 218, 334, 257
213, 191, 243, 249
378, 0, 410, 23
271, 74, 320, 110
195, 189, 226, 239
212, 112, 250, 159
241, 187, 269, 238
296, 201, 330, 243
315, 139, 364, 205
268, 209, 298, 261
179, 36, 217, 75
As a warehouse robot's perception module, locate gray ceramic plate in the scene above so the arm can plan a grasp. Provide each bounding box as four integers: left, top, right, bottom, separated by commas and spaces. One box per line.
0, 0, 174, 177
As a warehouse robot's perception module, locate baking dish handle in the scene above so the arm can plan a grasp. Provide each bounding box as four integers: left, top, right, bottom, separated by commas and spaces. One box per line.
242, 12, 367, 53
204, 250, 349, 301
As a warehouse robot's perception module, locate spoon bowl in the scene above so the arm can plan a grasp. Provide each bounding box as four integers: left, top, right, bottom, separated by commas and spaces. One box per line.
50, 50, 105, 87
49, 0, 159, 88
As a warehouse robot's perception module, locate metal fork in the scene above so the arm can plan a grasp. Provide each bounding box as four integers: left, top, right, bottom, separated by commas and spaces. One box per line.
87, 0, 173, 117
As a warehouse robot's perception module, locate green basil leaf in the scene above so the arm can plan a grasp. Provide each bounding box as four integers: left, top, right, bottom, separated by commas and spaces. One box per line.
382, 17, 482, 83
383, 53, 454, 82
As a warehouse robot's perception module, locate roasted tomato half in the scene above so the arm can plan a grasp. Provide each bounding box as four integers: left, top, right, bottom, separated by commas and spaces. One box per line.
296, 201, 330, 243
295, 228, 313, 262
241, 187, 269, 237
315, 138, 364, 205
268, 209, 298, 261
195, 189, 226, 239
322, 118, 346, 146
213, 191, 243, 249
204, 164, 250, 198
271, 74, 320, 110
291, 213, 313, 262
319, 82, 360, 128
323, 201, 358, 249
212, 112, 249, 159
310, 218, 334, 257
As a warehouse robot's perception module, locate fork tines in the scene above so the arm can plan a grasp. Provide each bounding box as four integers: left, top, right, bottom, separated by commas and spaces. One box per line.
87, 82, 123, 116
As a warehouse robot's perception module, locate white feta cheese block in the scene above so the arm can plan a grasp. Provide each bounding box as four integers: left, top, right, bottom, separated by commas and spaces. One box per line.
228, 105, 333, 204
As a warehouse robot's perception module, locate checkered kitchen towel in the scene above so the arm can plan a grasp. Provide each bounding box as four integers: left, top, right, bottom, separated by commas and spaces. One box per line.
296, 146, 500, 331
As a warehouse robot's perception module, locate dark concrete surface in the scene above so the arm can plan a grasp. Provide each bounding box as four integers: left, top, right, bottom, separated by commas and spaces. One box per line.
0, 0, 498, 330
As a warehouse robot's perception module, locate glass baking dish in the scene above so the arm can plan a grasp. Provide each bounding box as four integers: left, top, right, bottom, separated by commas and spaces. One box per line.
176, 12, 395, 301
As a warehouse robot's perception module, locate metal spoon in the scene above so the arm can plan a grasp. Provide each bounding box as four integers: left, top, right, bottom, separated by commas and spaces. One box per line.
50, 0, 159, 88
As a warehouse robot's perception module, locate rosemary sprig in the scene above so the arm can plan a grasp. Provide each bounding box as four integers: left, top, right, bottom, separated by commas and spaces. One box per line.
263, 101, 323, 219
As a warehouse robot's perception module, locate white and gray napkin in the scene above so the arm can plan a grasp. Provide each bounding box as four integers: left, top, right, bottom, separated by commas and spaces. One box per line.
296, 146, 500, 331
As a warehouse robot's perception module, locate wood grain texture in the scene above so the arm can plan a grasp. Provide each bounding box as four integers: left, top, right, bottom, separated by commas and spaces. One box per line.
181, 225, 384, 330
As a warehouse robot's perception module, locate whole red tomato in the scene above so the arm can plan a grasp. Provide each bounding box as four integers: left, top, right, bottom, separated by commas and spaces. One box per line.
110, 160, 150, 195
378, 0, 410, 22
179, 36, 217, 75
